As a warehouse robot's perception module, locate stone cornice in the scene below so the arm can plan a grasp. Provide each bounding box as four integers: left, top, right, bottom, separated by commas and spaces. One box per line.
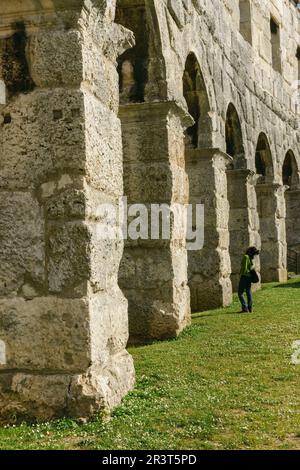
185, 148, 233, 165
0, 0, 83, 34
0, 0, 83, 19
119, 100, 194, 128
256, 181, 289, 193
185, 147, 233, 169
0, 0, 114, 34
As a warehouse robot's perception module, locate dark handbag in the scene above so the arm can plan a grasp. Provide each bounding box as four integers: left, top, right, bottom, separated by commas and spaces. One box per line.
250, 269, 259, 284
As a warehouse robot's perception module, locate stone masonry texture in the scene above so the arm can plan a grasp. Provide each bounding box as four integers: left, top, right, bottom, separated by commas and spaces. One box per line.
0, 0, 299, 421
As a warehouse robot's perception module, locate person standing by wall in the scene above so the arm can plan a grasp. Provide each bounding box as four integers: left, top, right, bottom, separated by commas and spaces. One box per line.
238, 247, 260, 313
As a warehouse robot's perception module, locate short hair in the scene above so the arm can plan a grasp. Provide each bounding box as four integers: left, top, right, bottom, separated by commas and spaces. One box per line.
246, 246, 260, 257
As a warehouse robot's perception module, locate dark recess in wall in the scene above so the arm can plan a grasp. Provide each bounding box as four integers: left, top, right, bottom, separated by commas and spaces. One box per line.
1, 21, 35, 98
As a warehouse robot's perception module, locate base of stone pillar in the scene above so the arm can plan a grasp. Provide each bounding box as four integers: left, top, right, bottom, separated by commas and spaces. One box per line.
0, 292, 135, 424
252, 282, 262, 293
231, 273, 241, 292
125, 285, 191, 344
189, 277, 232, 312
0, 352, 135, 424
261, 268, 288, 284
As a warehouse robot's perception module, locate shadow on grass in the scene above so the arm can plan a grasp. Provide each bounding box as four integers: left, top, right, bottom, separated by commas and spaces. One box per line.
273, 281, 300, 289
192, 310, 242, 319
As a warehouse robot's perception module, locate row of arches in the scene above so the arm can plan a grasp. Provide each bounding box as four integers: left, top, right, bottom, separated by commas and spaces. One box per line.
183, 52, 299, 303
183, 52, 298, 187
115, 0, 299, 340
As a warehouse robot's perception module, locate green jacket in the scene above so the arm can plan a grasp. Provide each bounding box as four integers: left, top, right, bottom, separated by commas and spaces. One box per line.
240, 254, 253, 277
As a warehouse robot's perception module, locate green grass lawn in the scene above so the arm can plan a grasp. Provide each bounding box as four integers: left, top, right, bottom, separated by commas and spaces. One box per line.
1, 279, 300, 450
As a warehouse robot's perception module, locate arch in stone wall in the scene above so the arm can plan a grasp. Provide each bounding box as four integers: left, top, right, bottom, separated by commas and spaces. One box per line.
282, 150, 299, 188
225, 103, 246, 169
116, 0, 167, 104
225, 103, 250, 290
183, 52, 224, 312
116, 1, 149, 103
283, 150, 300, 273
182, 52, 213, 149
255, 133, 284, 282
255, 132, 274, 182
116, 1, 191, 342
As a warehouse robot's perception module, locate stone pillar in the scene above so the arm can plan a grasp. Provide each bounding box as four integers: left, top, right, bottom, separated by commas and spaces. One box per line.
247, 172, 262, 248
246, 172, 263, 290
227, 169, 253, 290
119, 101, 192, 343
256, 183, 288, 282
186, 148, 232, 311
0, 0, 135, 422
285, 188, 300, 249
285, 188, 300, 271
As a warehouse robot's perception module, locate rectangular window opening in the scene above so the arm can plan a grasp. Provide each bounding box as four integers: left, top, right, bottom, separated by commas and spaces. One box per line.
270, 17, 282, 73
239, 0, 252, 45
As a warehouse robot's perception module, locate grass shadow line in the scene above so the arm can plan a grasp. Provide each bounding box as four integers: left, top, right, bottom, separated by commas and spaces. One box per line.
273, 281, 300, 289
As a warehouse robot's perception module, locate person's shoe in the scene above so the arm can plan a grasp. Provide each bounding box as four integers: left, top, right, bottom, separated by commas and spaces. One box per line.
239, 307, 249, 313
248, 307, 253, 313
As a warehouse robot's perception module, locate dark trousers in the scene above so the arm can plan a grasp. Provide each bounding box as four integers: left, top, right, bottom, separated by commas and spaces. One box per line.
238, 276, 253, 311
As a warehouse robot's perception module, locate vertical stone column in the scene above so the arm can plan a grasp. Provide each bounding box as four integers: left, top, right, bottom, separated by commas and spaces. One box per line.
0, 1, 135, 422
286, 188, 300, 272
256, 183, 288, 282
119, 101, 192, 343
285, 188, 300, 250
246, 173, 263, 289
186, 148, 232, 311
227, 169, 253, 290
247, 172, 262, 248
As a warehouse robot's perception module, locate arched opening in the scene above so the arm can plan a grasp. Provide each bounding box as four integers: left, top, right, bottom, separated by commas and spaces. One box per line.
255, 133, 274, 183
283, 151, 300, 274
283, 150, 299, 188
116, 1, 149, 103
183, 54, 200, 148
182, 53, 232, 312
183, 53, 212, 149
255, 133, 282, 282
183, 53, 225, 312
225, 103, 246, 169
225, 104, 249, 290
116, 3, 191, 341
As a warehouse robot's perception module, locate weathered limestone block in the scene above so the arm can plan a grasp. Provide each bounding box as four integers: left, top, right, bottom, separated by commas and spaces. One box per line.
29, 29, 83, 88
0, 348, 134, 423
0, 0, 135, 423
0, 192, 45, 297
0, 89, 86, 190
83, 95, 125, 193
0, 297, 91, 372
47, 222, 91, 294
186, 148, 233, 312
119, 101, 192, 342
